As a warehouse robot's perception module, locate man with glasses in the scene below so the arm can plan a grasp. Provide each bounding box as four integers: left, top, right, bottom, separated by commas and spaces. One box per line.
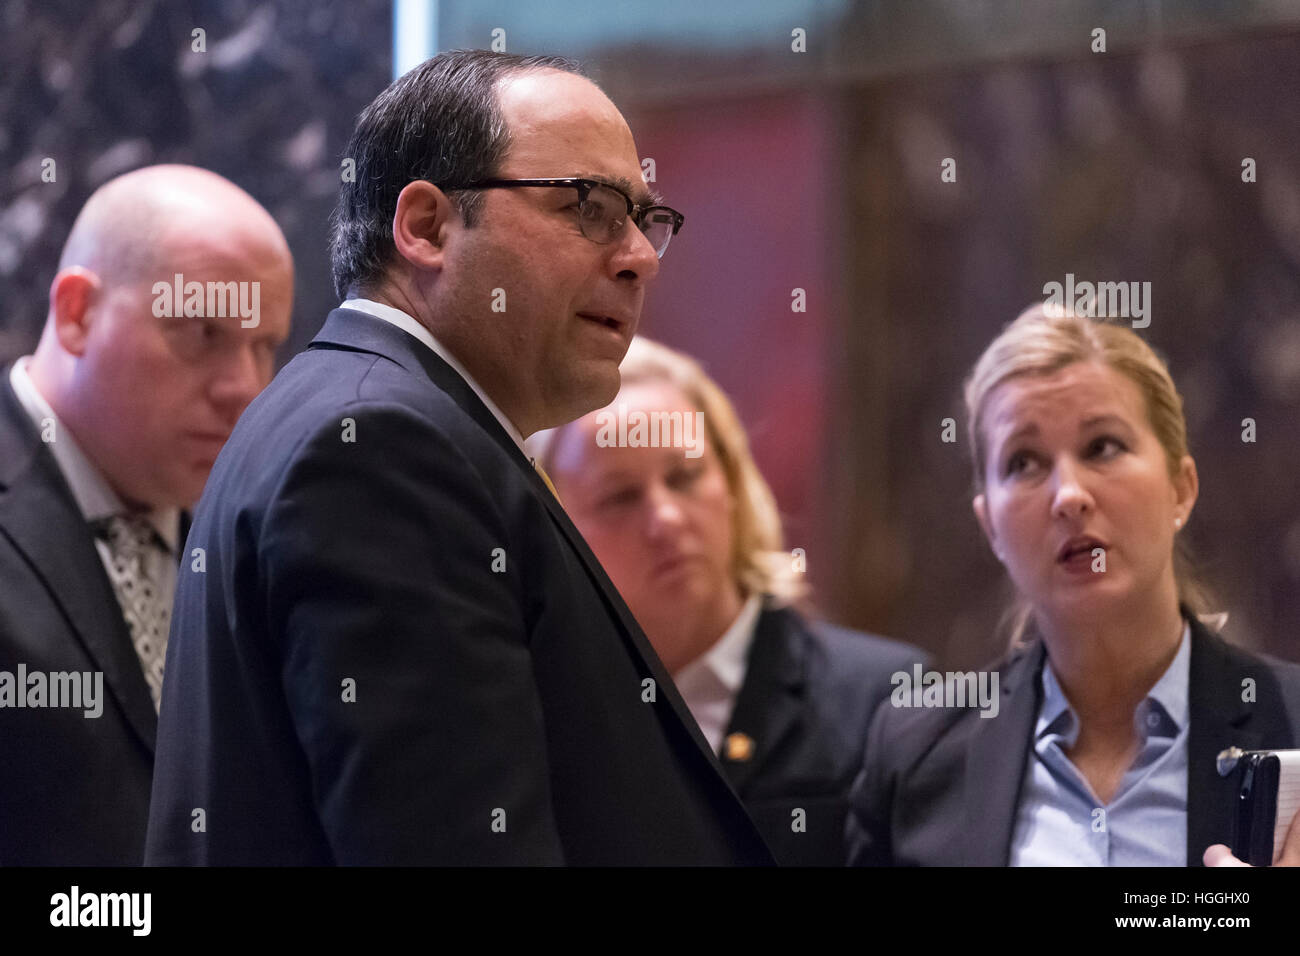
146, 50, 773, 865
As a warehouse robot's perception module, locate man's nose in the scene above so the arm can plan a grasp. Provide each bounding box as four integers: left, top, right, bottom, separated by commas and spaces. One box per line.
209, 344, 265, 419
608, 220, 661, 285
1050, 457, 1095, 520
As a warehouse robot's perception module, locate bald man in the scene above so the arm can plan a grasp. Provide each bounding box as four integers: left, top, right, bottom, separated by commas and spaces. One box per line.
0, 164, 293, 865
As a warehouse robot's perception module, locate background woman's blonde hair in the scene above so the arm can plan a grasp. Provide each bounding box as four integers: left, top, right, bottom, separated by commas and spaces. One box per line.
533, 336, 807, 606
963, 302, 1215, 644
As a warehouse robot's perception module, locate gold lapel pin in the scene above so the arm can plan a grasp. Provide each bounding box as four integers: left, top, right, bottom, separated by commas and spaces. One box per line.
724, 732, 754, 762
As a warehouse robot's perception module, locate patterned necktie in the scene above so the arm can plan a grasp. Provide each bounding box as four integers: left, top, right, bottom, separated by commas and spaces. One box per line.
94, 514, 171, 711
532, 459, 563, 505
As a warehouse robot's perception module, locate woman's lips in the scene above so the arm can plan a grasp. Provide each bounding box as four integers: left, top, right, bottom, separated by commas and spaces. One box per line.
1058, 550, 1098, 573
651, 553, 697, 580
1056, 535, 1107, 562
1056, 536, 1108, 575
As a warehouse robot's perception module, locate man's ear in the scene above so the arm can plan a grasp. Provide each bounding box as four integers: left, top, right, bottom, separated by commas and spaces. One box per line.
973, 493, 1000, 560
392, 181, 459, 274
48, 267, 100, 357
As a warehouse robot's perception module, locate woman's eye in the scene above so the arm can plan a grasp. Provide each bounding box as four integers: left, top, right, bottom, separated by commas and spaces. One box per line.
1088, 436, 1126, 459
599, 488, 638, 508
668, 465, 704, 488
1003, 452, 1033, 477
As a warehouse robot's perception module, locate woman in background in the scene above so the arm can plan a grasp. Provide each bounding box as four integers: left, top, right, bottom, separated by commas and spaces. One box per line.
847, 303, 1300, 866
532, 336, 926, 866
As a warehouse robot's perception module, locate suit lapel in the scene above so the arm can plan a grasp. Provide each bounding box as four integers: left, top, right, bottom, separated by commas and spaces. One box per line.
537, 478, 737, 771
962, 640, 1044, 865
1185, 617, 1276, 866
720, 606, 806, 794
178, 509, 192, 557
0, 375, 158, 753
307, 310, 736, 772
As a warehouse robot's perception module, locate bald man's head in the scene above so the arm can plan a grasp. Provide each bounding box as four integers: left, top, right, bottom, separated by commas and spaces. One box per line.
30, 164, 294, 510
56, 165, 290, 291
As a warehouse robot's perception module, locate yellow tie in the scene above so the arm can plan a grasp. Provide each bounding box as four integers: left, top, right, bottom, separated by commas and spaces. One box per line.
532, 459, 563, 505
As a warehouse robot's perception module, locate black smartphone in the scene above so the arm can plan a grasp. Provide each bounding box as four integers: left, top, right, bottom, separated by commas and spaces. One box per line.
1220, 748, 1300, 866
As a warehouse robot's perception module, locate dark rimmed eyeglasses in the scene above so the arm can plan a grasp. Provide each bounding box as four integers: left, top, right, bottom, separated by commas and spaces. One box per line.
440, 177, 685, 259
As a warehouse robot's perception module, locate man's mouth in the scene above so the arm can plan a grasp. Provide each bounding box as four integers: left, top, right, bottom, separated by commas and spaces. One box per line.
577, 312, 627, 333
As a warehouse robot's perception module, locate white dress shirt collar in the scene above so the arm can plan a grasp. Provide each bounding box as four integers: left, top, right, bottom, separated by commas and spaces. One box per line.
674, 593, 764, 754
696, 593, 764, 697
8, 357, 179, 553
340, 298, 527, 454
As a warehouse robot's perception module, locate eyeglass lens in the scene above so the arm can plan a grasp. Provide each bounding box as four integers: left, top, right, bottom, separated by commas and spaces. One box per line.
581, 183, 674, 257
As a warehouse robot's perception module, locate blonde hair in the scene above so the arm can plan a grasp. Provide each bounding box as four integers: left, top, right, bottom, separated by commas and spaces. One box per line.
532, 336, 807, 606
963, 302, 1213, 642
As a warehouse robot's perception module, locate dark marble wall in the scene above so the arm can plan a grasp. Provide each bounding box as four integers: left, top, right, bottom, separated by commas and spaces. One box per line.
832, 31, 1300, 664
4, 0, 1298, 663
0, 0, 392, 362
585, 14, 1300, 664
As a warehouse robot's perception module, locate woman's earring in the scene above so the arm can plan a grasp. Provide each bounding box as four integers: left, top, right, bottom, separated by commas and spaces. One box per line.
1174, 516, 1183, 529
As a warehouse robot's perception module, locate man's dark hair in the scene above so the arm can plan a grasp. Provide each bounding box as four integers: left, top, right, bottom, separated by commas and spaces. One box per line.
329, 49, 586, 299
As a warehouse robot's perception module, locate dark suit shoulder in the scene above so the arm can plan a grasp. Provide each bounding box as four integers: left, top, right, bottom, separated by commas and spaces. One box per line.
1219, 635, 1300, 692
0, 370, 40, 484
1201, 625, 1300, 733
206, 344, 528, 544
246, 346, 504, 462
797, 614, 931, 747
863, 640, 1036, 773
802, 615, 930, 684
1261, 653, 1300, 716
847, 639, 1042, 866
753, 608, 929, 746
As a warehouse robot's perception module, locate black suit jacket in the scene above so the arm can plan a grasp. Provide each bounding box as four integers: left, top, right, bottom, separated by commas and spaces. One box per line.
718, 604, 926, 865
846, 614, 1300, 866
0, 370, 163, 865
145, 308, 774, 865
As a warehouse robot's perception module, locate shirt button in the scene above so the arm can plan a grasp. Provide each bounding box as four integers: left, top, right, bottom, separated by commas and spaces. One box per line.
1147, 712, 1160, 729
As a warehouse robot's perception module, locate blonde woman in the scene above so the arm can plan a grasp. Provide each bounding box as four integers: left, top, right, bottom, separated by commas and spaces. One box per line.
531, 336, 926, 866
847, 304, 1300, 867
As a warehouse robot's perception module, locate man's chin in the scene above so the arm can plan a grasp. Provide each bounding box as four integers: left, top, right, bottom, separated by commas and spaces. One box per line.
550, 369, 621, 427
174, 470, 211, 511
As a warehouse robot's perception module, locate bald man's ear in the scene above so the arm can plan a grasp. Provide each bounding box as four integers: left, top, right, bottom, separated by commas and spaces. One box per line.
392, 181, 460, 275
48, 267, 101, 357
